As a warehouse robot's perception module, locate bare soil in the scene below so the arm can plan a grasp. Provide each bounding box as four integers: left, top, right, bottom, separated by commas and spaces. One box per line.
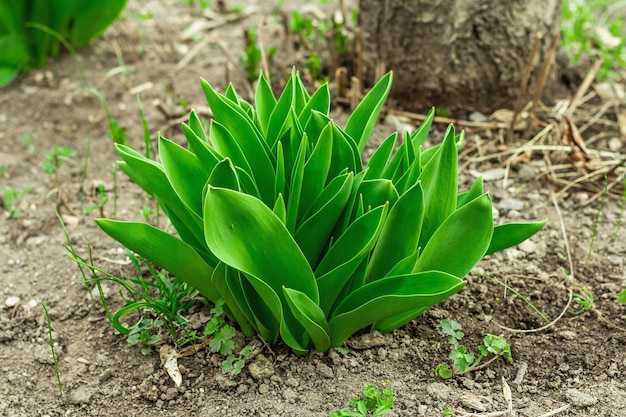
1, 1, 625, 416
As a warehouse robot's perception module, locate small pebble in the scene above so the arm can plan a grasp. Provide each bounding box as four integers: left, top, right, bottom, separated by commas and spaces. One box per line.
4, 296, 19, 308
565, 388, 598, 407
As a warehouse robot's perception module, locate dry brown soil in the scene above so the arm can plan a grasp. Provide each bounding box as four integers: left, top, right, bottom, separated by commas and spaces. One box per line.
1, 1, 625, 416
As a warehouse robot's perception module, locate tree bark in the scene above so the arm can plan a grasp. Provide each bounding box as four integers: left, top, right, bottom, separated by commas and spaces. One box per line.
359, 0, 561, 113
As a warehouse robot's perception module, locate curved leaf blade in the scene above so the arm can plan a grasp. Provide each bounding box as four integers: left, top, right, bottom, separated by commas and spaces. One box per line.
486, 221, 546, 256
95, 220, 218, 302
414, 193, 493, 278
329, 271, 465, 347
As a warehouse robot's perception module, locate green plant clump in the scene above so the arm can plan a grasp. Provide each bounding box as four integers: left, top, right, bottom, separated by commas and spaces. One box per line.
96, 70, 545, 354
433, 319, 513, 379
330, 382, 394, 417
0, 0, 127, 86
561, 0, 626, 80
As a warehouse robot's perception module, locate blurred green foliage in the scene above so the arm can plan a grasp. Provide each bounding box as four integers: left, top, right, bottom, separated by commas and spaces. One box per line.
0, 0, 127, 86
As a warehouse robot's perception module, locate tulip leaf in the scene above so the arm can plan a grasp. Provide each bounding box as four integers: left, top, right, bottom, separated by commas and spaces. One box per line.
254, 73, 276, 135
486, 221, 546, 256
414, 193, 493, 278
283, 287, 331, 352
346, 72, 393, 153
329, 271, 465, 347
203, 186, 318, 303
365, 182, 424, 283
316, 205, 388, 313
159, 135, 208, 217
96, 220, 218, 302
417, 125, 458, 249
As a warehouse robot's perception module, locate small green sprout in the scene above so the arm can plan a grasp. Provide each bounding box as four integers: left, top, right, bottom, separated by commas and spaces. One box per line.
42, 145, 77, 186
570, 287, 595, 315
204, 301, 255, 376
330, 382, 394, 417
2, 184, 32, 218
127, 317, 164, 355
21, 135, 36, 154
434, 319, 513, 379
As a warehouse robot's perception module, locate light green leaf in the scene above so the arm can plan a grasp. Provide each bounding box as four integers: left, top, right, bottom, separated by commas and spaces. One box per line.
159, 135, 208, 217
283, 287, 331, 352
203, 186, 318, 303
286, 135, 308, 233
364, 133, 397, 181
457, 177, 483, 208
414, 193, 493, 278
210, 262, 256, 337
365, 182, 424, 283
298, 122, 333, 219
298, 82, 330, 126
410, 108, 435, 149
188, 109, 208, 142
201, 79, 275, 203
345, 72, 393, 153
208, 158, 240, 191
295, 173, 353, 267
417, 125, 458, 249
486, 221, 546, 256
329, 271, 465, 347
254, 73, 276, 135
181, 123, 221, 176
316, 205, 388, 313
95, 220, 218, 302
372, 306, 428, 334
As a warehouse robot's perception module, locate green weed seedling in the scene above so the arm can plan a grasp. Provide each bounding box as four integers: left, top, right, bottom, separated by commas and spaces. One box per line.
204, 301, 255, 376
330, 382, 394, 417
570, 287, 595, 316
42, 145, 76, 187
2, 184, 32, 218
617, 289, 626, 304
21, 135, 36, 155
434, 319, 513, 379
240, 27, 275, 82
41, 302, 63, 398
127, 317, 164, 355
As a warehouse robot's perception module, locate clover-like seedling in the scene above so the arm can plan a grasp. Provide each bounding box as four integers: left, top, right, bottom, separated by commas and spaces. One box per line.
330, 382, 394, 417
434, 319, 513, 379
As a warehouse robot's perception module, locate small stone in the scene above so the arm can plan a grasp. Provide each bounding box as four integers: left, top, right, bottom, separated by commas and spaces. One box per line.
498, 198, 525, 211
608, 137, 622, 151
68, 386, 93, 405
459, 393, 487, 412
347, 331, 386, 350
559, 331, 576, 340
316, 363, 334, 378
162, 387, 178, 401
99, 368, 113, 382
282, 387, 298, 401
417, 404, 428, 415
518, 240, 536, 254
427, 383, 451, 401
25, 235, 46, 246
517, 165, 535, 180
4, 296, 19, 308
248, 354, 274, 379
285, 377, 299, 388
565, 388, 598, 407
469, 111, 487, 122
